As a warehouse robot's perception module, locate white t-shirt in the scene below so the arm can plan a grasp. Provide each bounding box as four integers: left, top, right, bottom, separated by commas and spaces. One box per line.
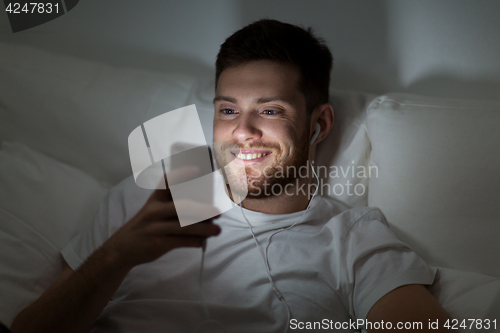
62, 176, 435, 333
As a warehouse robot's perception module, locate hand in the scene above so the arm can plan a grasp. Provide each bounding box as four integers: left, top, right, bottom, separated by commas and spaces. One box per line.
103, 166, 221, 270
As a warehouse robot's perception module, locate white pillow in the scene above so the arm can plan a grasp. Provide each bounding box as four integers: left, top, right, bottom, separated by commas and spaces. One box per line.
186, 77, 216, 145
0, 141, 109, 326
316, 89, 376, 208
367, 93, 500, 277
0, 210, 62, 327
0, 42, 202, 185
430, 266, 500, 332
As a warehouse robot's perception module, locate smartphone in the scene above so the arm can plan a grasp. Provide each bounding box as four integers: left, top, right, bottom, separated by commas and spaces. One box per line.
169, 142, 214, 231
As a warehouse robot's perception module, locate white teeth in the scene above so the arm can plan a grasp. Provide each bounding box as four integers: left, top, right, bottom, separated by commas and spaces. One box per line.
234, 152, 268, 160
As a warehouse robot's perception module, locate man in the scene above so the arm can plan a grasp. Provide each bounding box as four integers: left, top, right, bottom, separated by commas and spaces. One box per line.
11, 19, 449, 333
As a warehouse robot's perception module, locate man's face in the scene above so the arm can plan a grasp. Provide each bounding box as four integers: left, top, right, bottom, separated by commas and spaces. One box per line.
213, 60, 310, 198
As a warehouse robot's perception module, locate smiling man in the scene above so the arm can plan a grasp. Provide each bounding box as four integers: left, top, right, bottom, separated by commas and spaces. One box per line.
213, 60, 315, 212
12, 19, 449, 333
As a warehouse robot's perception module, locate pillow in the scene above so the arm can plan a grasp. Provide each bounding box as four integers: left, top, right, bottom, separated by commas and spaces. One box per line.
186, 77, 216, 145
367, 93, 500, 277
430, 266, 500, 332
0, 141, 109, 326
0, 210, 62, 327
0, 42, 202, 185
316, 89, 376, 208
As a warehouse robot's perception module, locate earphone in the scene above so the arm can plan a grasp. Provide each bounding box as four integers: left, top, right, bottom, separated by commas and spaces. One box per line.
195, 123, 322, 333
310, 123, 321, 146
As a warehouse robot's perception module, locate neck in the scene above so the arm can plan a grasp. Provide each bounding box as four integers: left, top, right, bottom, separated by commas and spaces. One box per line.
234, 176, 314, 214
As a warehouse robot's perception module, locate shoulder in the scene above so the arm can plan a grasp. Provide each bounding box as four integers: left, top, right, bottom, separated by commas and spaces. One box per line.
79, 175, 153, 238
318, 201, 436, 319
108, 175, 153, 204
105, 175, 153, 222
319, 201, 414, 267
319, 197, 388, 243
61, 175, 153, 269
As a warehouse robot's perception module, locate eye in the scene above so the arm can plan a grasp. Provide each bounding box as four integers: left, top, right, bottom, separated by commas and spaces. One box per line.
262, 109, 278, 115
220, 108, 237, 115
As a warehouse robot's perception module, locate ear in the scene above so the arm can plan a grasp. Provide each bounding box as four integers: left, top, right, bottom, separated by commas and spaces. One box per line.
310, 103, 334, 146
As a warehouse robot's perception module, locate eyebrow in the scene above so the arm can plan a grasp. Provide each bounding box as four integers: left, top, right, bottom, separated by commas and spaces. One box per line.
213, 96, 237, 104
213, 96, 294, 106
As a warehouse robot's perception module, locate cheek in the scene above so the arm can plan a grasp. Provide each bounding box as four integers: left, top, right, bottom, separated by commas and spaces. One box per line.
289, 134, 307, 159
213, 121, 231, 141
269, 124, 297, 142
266, 127, 297, 157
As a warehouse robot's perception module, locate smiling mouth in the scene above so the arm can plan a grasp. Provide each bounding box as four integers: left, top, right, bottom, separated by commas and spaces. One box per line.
231, 152, 272, 160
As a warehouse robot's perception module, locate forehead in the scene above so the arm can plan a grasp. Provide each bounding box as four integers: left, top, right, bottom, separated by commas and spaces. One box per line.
215, 60, 304, 106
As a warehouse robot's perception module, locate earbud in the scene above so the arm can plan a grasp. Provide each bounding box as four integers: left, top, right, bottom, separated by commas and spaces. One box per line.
309, 123, 321, 146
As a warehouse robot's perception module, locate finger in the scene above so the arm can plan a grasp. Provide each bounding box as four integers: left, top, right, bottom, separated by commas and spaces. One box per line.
175, 220, 222, 236
148, 165, 201, 202
142, 201, 178, 220
172, 199, 221, 220
144, 200, 220, 222
165, 236, 205, 249
148, 219, 221, 237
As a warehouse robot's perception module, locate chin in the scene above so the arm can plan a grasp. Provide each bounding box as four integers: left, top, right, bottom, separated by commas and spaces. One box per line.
214, 138, 310, 199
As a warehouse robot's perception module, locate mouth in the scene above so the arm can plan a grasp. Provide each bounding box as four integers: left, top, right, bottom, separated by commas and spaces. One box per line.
229, 149, 273, 163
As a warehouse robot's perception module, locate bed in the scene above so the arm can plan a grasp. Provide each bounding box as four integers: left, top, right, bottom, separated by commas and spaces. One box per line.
1, 42, 499, 331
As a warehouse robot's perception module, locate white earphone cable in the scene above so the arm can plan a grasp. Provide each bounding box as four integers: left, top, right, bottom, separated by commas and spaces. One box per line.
264, 159, 320, 270
196, 124, 320, 333
238, 198, 292, 333
237, 142, 320, 333
194, 247, 228, 333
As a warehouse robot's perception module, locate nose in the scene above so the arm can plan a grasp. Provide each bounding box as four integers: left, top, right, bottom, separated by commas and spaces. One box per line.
233, 112, 262, 143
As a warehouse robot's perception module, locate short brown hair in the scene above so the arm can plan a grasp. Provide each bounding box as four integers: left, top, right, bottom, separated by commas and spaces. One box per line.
215, 19, 333, 114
